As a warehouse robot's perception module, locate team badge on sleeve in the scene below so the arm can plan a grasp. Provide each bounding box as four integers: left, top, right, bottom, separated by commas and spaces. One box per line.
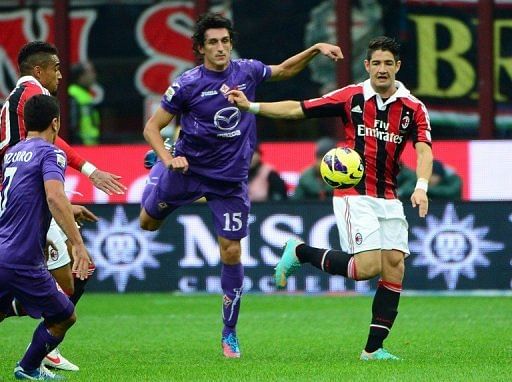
56, 153, 66, 168
164, 85, 177, 102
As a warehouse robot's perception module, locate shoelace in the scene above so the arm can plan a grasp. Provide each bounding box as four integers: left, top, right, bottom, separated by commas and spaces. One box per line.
225, 334, 239, 350
38, 367, 57, 378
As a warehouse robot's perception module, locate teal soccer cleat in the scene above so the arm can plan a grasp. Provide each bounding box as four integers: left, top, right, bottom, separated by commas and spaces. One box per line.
221, 333, 241, 358
274, 239, 303, 289
360, 348, 401, 361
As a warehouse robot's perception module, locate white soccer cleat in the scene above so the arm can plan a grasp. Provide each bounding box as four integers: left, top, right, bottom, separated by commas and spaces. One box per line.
42, 348, 79, 371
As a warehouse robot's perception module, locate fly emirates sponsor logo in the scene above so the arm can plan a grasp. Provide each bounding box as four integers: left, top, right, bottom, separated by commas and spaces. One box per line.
357, 120, 403, 144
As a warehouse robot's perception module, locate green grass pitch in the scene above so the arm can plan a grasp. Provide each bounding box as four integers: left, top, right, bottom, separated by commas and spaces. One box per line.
1, 294, 510, 381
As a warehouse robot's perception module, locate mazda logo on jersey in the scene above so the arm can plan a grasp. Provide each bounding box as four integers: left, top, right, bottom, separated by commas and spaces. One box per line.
409, 203, 503, 289
214, 107, 241, 131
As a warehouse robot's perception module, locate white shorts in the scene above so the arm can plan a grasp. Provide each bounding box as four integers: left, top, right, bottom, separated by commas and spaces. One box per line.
332, 195, 409, 256
46, 219, 71, 270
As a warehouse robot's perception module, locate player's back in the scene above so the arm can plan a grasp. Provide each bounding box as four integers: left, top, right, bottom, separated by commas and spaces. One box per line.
0, 138, 64, 269
0, 77, 49, 160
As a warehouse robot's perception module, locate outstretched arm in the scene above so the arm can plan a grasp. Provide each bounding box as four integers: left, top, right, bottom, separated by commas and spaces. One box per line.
55, 137, 126, 195
228, 89, 305, 120
410, 142, 433, 218
269, 43, 343, 81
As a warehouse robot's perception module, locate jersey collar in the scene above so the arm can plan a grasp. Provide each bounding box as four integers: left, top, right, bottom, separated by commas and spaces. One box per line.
16, 75, 50, 95
362, 79, 410, 110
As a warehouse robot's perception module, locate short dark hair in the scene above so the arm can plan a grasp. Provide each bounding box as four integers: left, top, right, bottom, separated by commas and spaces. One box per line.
17, 41, 58, 74
366, 36, 400, 62
192, 12, 235, 58
24, 94, 60, 132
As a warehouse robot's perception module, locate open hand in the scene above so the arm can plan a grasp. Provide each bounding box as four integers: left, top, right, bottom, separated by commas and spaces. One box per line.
71, 205, 99, 224
89, 169, 127, 195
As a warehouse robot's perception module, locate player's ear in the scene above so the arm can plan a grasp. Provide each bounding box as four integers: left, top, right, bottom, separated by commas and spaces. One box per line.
51, 117, 59, 133
33, 65, 41, 78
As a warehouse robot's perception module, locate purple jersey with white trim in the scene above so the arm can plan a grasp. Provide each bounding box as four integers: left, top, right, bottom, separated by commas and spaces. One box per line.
0, 138, 66, 270
161, 59, 271, 182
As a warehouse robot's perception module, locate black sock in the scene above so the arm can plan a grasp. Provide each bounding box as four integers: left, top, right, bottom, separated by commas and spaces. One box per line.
364, 280, 402, 353
5, 299, 26, 318
296, 244, 354, 277
69, 277, 90, 306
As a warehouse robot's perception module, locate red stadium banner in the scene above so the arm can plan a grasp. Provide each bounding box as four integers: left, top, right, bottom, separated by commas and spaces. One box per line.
66, 141, 474, 203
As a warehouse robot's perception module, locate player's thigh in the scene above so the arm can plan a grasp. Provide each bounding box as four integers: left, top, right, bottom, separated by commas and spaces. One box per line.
142, 170, 203, 222
47, 220, 71, 271
50, 263, 74, 296
381, 249, 405, 283
141, 161, 166, 205
11, 268, 74, 323
379, 200, 409, 256
206, 182, 250, 241
333, 196, 381, 254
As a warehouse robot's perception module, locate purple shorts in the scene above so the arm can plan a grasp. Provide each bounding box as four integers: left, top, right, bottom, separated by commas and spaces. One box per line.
0, 266, 74, 323
142, 166, 250, 240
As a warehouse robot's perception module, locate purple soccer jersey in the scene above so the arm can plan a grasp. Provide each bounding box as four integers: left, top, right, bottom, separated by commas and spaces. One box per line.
161, 59, 271, 182
0, 137, 66, 269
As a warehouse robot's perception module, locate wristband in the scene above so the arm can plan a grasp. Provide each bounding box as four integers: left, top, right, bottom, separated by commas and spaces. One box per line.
415, 178, 429, 192
247, 102, 260, 114
81, 162, 97, 177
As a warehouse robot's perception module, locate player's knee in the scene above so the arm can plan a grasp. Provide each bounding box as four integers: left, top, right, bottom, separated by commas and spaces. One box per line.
64, 311, 77, 329
47, 311, 77, 337
140, 219, 159, 231
220, 243, 241, 264
383, 252, 405, 275
139, 210, 160, 231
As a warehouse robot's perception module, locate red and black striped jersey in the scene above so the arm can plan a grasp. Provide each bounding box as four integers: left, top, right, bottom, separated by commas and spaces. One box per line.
0, 76, 86, 171
301, 79, 432, 199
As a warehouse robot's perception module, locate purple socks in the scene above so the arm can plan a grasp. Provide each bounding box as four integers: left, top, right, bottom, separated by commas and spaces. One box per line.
221, 263, 244, 337
20, 322, 63, 371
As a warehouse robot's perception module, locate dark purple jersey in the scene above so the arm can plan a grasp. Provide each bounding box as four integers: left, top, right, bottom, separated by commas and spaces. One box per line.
161, 59, 271, 182
0, 138, 66, 270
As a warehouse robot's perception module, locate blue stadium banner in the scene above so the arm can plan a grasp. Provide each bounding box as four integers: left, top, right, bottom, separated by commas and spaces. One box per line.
81, 202, 511, 293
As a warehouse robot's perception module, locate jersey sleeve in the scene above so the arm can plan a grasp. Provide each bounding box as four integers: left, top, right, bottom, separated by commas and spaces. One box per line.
41, 145, 66, 183
160, 80, 185, 115
412, 101, 432, 146
245, 59, 272, 84
301, 88, 351, 118
54, 136, 86, 171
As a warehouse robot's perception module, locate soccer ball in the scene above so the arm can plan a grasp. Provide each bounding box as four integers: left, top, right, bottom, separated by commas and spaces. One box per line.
319, 147, 364, 189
